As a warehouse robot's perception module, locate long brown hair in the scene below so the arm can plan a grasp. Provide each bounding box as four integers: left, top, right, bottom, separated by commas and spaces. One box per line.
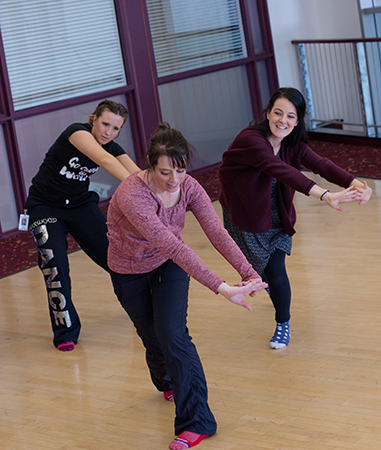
253, 87, 308, 146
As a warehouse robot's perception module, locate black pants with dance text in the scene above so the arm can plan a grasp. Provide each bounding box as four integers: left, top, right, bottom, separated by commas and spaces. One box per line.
27, 197, 109, 347
110, 260, 217, 436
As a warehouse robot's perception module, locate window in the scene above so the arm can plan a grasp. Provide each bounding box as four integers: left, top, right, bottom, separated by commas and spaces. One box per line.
0, 127, 18, 233
146, 0, 247, 77
0, 0, 126, 110
359, 0, 381, 9
158, 67, 254, 170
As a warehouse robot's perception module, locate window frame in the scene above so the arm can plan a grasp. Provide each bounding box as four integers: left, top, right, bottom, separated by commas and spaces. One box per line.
0, 0, 278, 239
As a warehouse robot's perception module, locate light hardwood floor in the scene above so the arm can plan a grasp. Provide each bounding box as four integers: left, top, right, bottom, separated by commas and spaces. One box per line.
1, 173, 381, 450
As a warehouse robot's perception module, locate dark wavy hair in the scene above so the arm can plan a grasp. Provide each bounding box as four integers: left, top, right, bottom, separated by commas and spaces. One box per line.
88, 99, 129, 126
253, 87, 308, 146
146, 122, 194, 172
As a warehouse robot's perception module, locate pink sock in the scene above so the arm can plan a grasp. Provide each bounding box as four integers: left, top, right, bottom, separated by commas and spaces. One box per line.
57, 341, 75, 352
164, 390, 174, 402
169, 431, 210, 449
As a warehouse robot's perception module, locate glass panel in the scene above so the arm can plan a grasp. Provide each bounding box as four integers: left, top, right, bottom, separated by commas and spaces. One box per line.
0, 0, 126, 110
300, 43, 364, 133
245, 0, 264, 54
256, 60, 271, 111
146, 0, 247, 77
364, 41, 381, 136
359, 0, 374, 8
16, 95, 136, 201
158, 66, 253, 169
374, 12, 381, 35
0, 125, 19, 233
362, 12, 377, 37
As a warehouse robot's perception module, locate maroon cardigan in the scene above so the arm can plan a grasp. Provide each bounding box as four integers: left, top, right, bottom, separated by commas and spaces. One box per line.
219, 128, 355, 236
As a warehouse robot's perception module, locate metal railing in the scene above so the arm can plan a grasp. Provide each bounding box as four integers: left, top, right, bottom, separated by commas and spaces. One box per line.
292, 38, 381, 137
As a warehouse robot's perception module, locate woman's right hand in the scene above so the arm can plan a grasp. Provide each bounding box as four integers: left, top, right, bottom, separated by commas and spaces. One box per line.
322, 186, 359, 212
217, 279, 268, 311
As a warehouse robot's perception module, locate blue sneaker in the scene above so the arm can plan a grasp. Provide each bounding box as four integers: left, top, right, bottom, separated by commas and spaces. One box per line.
269, 321, 290, 349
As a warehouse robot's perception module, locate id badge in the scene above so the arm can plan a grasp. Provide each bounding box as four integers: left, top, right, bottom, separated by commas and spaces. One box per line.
18, 211, 30, 231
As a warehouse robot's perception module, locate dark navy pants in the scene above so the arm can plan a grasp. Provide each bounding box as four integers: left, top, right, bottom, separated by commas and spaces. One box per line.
110, 260, 217, 436
27, 196, 109, 347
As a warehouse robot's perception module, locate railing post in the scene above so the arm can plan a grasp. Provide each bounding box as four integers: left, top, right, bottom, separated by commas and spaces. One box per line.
297, 43, 316, 130
355, 42, 375, 137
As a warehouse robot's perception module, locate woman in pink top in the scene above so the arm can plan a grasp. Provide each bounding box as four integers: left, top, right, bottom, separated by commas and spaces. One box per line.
107, 123, 267, 450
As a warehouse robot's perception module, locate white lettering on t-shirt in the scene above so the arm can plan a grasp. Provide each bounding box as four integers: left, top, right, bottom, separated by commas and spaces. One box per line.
59, 157, 99, 181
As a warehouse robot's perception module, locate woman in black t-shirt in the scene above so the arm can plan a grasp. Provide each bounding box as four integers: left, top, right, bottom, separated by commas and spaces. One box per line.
25, 100, 140, 351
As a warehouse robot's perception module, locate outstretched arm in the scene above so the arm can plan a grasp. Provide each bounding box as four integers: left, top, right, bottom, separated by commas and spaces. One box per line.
69, 130, 135, 181
116, 153, 141, 175
189, 182, 261, 282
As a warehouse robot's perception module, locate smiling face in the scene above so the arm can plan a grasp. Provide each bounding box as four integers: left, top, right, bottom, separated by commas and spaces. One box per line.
91, 109, 124, 146
266, 97, 299, 143
150, 155, 187, 193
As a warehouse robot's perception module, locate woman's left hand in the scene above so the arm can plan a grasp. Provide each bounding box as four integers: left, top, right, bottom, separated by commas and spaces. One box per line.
355, 180, 372, 205
235, 278, 268, 297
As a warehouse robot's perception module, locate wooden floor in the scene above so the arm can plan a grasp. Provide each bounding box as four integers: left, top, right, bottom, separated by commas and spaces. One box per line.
1, 173, 381, 450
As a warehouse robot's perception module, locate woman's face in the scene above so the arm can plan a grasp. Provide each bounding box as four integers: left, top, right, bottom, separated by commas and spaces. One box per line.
92, 109, 124, 145
150, 156, 187, 193
267, 97, 299, 141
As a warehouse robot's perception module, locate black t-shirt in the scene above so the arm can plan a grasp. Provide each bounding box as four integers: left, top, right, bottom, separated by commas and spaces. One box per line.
27, 123, 125, 207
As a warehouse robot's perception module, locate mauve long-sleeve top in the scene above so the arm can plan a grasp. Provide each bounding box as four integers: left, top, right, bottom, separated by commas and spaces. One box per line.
219, 128, 355, 236
107, 173, 259, 293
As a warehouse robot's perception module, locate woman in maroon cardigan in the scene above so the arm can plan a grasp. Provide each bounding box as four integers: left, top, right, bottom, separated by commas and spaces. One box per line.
219, 87, 372, 349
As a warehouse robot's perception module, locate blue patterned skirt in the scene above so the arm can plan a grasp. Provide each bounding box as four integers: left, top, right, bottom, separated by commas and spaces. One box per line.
222, 179, 292, 274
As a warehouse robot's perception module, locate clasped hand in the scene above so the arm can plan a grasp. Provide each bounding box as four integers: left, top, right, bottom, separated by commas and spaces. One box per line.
324, 182, 371, 211
217, 278, 268, 311
354, 180, 372, 205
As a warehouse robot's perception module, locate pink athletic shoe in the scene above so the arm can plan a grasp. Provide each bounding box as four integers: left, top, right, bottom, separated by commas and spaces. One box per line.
57, 341, 75, 352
